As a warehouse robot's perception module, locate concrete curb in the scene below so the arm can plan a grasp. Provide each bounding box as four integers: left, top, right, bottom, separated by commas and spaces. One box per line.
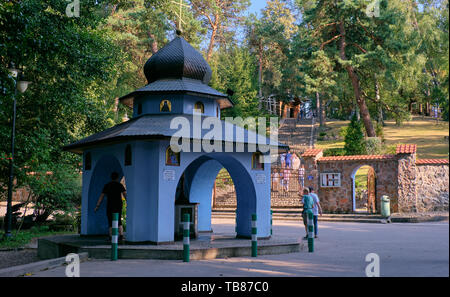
0, 252, 88, 277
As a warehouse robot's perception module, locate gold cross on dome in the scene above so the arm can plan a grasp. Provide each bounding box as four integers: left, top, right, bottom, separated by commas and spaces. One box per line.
171, 0, 190, 32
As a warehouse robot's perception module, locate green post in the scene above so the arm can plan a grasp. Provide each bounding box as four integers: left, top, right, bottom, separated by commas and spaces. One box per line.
307, 210, 314, 252
111, 212, 119, 261
251, 214, 257, 257
183, 213, 190, 262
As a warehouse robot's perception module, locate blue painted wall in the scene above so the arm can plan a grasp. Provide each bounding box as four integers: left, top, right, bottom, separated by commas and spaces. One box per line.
82, 139, 272, 243
133, 94, 220, 118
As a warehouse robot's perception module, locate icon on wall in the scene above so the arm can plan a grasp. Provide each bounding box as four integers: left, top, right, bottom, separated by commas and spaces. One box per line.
160, 99, 172, 112
166, 146, 180, 166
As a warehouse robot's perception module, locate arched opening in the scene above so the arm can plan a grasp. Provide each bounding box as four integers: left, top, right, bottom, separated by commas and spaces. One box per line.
125, 144, 132, 166
194, 101, 204, 114
351, 165, 377, 213
86, 155, 128, 235
173, 154, 257, 240
212, 168, 236, 209
84, 152, 92, 171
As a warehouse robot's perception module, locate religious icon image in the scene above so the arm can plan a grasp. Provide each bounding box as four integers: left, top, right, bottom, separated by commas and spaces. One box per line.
166, 146, 180, 166
160, 99, 172, 112
194, 101, 204, 114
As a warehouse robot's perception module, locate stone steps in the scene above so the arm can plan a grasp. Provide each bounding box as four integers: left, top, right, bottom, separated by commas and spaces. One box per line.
212, 209, 385, 223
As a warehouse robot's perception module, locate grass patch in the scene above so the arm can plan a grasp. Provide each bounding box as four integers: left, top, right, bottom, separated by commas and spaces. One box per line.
0, 227, 75, 250
315, 116, 449, 159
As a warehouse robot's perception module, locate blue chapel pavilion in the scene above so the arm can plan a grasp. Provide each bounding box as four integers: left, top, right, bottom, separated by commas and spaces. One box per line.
64, 35, 287, 244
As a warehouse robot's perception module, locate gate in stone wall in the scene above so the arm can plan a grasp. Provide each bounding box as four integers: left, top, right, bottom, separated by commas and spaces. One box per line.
212, 144, 449, 213
301, 144, 449, 214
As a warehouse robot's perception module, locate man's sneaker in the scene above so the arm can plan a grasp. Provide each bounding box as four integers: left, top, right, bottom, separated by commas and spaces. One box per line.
314, 235, 318, 239
303, 235, 308, 240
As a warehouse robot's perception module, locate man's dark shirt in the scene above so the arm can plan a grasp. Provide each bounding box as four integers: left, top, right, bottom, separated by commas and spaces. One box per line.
102, 181, 126, 213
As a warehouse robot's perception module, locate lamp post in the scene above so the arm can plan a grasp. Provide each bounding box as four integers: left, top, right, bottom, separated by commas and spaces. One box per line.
3, 62, 30, 239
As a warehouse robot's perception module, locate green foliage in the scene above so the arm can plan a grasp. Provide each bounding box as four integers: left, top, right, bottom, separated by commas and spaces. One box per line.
26, 164, 81, 222
375, 122, 385, 142
0, 227, 74, 249
209, 46, 261, 119
0, 1, 123, 210
365, 137, 382, 155
344, 114, 366, 155
322, 148, 346, 157
339, 126, 348, 139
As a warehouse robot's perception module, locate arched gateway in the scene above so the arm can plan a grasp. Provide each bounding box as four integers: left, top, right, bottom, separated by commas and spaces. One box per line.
64, 34, 287, 244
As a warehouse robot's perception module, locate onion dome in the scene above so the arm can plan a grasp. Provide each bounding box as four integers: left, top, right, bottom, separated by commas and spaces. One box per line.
144, 36, 212, 84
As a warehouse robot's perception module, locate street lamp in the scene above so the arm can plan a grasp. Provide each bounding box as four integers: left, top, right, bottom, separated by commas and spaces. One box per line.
3, 62, 30, 240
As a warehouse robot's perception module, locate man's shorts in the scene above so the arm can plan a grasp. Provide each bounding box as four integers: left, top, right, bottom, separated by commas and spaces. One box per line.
302, 210, 312, 226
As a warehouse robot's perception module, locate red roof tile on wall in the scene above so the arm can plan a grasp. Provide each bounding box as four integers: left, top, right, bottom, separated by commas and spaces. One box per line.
396, 144, 417, 154
302, 149, 323, 157
318, 155, 396, 162
416, 159, 449, 165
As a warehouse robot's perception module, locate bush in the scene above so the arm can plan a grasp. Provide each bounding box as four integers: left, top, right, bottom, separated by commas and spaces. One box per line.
339, 126, 348, 138
344, 114, 366, 155
26, 164, 81, 223
375, 122, 385, 142
323, 148, 346, 156
365, 137, 382, 155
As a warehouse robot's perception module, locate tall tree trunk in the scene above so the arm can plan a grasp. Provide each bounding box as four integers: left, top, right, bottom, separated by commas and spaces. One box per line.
316, 92, 324, 127
149, 33, 158, 55
374, 79, 384, 126
338, 21, 376, 137
206, 14, 219, 62
258, 40, 263, 110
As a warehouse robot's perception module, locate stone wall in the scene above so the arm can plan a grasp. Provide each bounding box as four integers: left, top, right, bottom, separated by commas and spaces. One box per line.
316, 158, 398, 213
416, 164, 449, 212
212, 145, 449, 214
397, 153, 417, 212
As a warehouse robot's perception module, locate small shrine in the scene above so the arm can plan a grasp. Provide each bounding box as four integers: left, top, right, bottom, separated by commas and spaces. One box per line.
64, 34, 287, 243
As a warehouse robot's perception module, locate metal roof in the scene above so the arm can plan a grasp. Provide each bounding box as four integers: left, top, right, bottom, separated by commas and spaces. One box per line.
63, 114, 288, 154
119, 77, 233, 109
119, 36, 233, 109
144, 37, 212, 84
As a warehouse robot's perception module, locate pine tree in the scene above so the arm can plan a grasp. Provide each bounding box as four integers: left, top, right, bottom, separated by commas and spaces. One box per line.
344, 114, 366, 155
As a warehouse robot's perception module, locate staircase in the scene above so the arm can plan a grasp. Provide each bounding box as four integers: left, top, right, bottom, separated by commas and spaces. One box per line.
277, 118, 316, 153
212, 208, 386, 224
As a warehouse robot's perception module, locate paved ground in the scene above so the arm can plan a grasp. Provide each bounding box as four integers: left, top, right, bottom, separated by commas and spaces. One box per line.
28, 218, 449, 277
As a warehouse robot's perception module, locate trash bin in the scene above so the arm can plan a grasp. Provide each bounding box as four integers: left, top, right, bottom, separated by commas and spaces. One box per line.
381, 195, 390, 218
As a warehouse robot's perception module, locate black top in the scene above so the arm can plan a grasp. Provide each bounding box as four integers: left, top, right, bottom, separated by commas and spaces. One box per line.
102, 181, 126, 212
143, 37, 212, 84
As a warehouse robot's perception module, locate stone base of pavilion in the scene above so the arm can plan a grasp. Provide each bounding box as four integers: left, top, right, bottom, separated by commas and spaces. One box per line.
37, 232, 303, 261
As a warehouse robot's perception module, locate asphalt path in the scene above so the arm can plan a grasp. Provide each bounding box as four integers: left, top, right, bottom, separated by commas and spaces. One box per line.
29, 218, 449, 277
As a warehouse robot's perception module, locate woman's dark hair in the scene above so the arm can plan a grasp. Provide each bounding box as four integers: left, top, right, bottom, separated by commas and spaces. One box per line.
111, 172, 119, 180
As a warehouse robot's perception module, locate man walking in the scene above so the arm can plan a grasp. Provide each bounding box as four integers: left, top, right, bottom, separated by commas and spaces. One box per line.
95, 172, 127, 242
301, 188, 313, 239
308, 186, 323, 238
